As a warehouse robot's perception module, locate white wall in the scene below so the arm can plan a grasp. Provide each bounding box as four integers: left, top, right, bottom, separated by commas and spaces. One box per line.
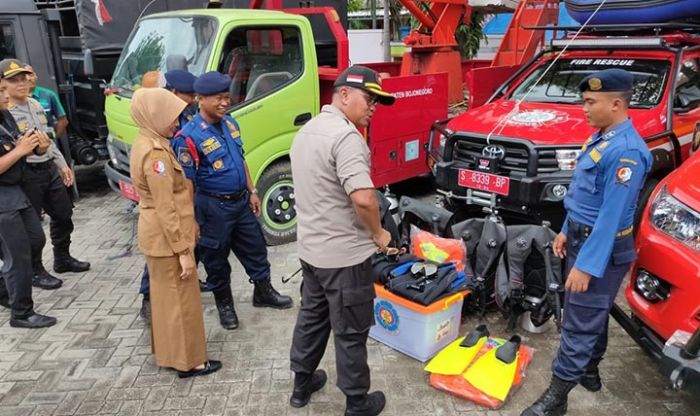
348, 29, 385, 64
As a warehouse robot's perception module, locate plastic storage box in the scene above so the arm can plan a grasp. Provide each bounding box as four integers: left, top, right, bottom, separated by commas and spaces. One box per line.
369, 284, 467, 362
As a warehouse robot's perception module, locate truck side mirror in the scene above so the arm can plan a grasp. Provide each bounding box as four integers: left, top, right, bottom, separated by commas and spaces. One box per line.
83, 49, 94, 76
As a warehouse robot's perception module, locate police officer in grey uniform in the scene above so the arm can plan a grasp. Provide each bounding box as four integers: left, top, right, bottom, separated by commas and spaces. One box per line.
522, 69, 652, 416
289, 66, 395, 416
1, 59, 89, 282
0, 70, 58, 328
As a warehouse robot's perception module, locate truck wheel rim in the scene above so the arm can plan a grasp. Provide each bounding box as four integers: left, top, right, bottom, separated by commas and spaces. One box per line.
262, 180, 296, 231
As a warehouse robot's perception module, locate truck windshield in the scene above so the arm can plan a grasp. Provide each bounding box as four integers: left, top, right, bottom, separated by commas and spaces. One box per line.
510, 59, 671, 108
111, 16, 217, 97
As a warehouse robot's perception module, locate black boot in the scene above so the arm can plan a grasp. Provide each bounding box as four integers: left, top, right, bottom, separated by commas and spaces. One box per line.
580, 360, 602, 392
214, 290, 239, 330
53, 251, 90, 273
33, 269, 63, 290
521, 376, 577, 416
252, 280, 293, 309
140, 295, 151, 322
290, 369, 327, 408
345, 391, 386, 416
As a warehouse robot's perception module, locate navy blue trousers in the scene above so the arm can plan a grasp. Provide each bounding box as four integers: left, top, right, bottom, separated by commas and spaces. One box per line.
195, 192, 270, 293
552, 230, 636, 382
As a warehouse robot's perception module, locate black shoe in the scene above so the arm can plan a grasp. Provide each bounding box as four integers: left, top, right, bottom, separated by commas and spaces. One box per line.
290, 370, 327, 408
345, 391, 386, 416
139, 298, 151, 322
521, 376, 577, 416
199, 280, 211, 292
580, 366, 602, 392
32, 270, 63, 290
10, 313, 57, 328
53, 256, 90, 273
177, 360, 222, 379
253, 280, 293, 309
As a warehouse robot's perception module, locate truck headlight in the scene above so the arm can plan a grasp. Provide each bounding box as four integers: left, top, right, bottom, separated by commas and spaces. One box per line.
555, 149, 581, 171
107, 134, 118, 165
650, 186, 700, 251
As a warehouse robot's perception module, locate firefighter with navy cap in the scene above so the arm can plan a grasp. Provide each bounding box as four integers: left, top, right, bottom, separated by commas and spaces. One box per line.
137, 68, 201, 322
171, 71, 293, 330
522, 68, 652, 416
164, 69, 198, 129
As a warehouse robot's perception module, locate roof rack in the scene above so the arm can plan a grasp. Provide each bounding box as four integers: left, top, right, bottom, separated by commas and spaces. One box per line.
524, 22, 700, 35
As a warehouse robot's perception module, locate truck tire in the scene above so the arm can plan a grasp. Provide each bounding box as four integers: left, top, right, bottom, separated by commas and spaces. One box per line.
257, 161, 297, 246
634, 178, 660, 234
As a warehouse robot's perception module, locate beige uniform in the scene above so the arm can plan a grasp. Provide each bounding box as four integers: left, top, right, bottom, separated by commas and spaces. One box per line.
130, 133, 206, 372
290, 104, 376, 268
7, 98, 67, 168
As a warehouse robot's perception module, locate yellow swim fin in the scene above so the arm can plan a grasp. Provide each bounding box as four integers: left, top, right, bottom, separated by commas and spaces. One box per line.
463, 335, 521, 401
424, 324, 489, 375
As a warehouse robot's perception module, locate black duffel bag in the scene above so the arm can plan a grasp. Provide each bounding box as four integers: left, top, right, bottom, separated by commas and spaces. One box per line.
387, 262, 458, 306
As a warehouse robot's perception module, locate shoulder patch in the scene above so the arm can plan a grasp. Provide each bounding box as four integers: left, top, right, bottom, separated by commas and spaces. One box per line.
616, 166, 632, 184
596, 141, 609, 152
589, 148, 602, 163
178, 147, 193, 167
152, 160, 166, 175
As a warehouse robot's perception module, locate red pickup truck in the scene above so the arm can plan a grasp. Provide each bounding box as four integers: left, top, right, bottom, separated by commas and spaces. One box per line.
429, 28, 700, 228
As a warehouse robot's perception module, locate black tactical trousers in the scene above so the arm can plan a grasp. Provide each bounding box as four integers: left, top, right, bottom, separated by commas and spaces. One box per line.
0, 206, 45, 318
21, 163, 74, 269
290, 257, 376, 396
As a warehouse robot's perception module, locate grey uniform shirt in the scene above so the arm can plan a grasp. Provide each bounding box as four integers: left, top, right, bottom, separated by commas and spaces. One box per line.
8, 97, 67, 169
290, 105, 376, 268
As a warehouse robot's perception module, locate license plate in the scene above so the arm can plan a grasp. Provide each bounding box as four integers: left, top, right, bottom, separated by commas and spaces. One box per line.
458, 169, 510, 196
118, 180, 140, 202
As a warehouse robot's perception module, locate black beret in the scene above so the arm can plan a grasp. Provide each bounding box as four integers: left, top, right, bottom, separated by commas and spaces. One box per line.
579, 68, 634, 93
194, 71, 231, 95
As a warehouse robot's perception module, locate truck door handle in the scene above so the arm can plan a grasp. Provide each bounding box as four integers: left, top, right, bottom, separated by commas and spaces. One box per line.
294, 113, 312, 126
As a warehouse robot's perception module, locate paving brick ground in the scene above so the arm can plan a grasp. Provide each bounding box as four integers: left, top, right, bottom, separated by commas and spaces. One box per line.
0, 166, 698, 415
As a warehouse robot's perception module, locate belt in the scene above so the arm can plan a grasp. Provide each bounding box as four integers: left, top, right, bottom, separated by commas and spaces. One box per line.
567, 219, 633, 240
198, 189, 248, 201
26, 161, 52, 170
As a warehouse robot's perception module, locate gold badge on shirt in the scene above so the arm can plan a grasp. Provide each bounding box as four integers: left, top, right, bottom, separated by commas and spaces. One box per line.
212, 159, 224, 170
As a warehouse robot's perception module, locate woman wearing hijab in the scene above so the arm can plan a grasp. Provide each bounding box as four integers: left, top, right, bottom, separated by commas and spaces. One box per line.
129, 88, 221, 378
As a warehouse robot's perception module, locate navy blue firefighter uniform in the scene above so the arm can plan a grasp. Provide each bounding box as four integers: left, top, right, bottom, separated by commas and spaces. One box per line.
522, 69, 653, 416
171, 71, 292, 330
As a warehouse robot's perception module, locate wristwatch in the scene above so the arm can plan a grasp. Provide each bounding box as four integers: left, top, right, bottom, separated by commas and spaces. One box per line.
250, 188, 258, 194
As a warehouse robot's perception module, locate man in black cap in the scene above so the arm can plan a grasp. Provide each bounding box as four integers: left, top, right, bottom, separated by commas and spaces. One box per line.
172, 71, 293, 330
137, 68, 201, 322
0, 58, 86, 284
522, 68, 652, 416
288, 65, 395, 415
0, 70, 58, 328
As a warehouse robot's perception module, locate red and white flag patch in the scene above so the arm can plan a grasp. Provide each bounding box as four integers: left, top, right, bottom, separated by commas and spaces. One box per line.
346, 74, 364, 84
153, 160, 166, 175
